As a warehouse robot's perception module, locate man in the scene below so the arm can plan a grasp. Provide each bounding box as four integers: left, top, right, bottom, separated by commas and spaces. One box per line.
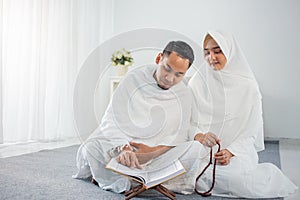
74, 41, 205, 194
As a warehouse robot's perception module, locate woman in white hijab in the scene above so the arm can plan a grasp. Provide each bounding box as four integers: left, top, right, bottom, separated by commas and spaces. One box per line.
189, 30, 298, 198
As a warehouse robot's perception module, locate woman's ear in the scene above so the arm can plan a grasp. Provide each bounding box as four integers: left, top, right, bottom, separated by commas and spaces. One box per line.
155, 53, 163, 64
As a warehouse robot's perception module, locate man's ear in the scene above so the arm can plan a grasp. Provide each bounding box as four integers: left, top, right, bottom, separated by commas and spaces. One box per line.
155, 53, 163, 64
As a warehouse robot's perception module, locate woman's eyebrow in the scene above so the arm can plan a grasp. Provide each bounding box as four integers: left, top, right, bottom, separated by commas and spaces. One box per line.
204, 46, 221, 51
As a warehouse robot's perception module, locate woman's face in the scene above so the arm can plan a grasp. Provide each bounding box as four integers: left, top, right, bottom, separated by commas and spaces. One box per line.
203, 38, 227, 71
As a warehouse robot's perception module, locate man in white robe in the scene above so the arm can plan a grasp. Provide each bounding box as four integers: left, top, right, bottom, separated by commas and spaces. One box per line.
73, 41, 206, 194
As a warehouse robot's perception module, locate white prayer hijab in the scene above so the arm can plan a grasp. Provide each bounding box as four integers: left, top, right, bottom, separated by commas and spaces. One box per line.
189, 30, 264, 152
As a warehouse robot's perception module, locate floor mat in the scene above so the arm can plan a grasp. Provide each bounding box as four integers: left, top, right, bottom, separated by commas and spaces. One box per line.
0, 141, 282, 200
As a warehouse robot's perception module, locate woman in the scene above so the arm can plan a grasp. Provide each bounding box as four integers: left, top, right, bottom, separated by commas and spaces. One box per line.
189, 30, 297, 198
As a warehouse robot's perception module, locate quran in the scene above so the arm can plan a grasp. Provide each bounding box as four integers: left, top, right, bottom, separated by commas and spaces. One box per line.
106, 157, 186, 189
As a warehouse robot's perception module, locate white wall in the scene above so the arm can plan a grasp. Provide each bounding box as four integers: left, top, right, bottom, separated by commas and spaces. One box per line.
112, 0, 300, 139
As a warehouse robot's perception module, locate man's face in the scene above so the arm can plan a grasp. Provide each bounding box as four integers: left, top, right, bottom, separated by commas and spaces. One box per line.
154, 52, 190, 90
203, 38, 227, 71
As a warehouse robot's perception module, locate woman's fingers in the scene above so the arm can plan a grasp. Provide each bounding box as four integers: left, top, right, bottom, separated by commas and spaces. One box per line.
205, 139, 213, 147
217, 159, 230, 165
204, 132, 220, 147
207, 132, 219, 143
214, 149, 232, 165
194, 132, 221, 147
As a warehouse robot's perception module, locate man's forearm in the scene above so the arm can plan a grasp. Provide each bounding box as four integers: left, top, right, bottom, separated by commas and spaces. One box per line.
151, 145, 173, 158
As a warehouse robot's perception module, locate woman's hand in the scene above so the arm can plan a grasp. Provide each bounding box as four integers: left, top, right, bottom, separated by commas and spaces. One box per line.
194, 132, 220, 147
214, 149, 233, 165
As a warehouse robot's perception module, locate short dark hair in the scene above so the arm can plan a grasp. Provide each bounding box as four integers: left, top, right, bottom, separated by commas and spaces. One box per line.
162, 41, 194, 67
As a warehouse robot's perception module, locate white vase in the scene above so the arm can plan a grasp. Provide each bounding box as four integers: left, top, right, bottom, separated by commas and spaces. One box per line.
117, 65, 128, 76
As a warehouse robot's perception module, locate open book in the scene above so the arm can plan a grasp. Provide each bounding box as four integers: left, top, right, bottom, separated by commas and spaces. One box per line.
106, 157, 186, 189
106, 142, 193, 189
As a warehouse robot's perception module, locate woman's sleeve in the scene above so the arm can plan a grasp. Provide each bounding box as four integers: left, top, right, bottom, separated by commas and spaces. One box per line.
188, 95, 209, 141
226, 100, 265, 156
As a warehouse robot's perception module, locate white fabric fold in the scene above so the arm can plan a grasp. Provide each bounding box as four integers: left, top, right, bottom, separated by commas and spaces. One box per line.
98, 65, 192, 146
74, 65, 193, 193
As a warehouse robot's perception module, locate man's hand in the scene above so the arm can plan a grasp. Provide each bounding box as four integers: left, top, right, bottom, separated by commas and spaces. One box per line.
115, 142, 172, 169
115, 149, 142, 169
194, 132, 221, 147
214, 149, 233, 165
130, 141, 172, 165
130, 141, 172, 158
129, 141, 155, 154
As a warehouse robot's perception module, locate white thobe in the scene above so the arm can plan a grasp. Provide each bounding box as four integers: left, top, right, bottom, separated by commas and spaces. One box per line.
73, 65, 201, 193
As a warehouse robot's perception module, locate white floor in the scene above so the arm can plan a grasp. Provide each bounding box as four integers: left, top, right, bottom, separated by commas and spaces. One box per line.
0, 137, 80, 158
0, 138, 299, 199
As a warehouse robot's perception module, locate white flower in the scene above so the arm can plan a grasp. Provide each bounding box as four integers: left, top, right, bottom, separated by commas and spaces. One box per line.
111, 48, 134, 67
124, 61, 130, 66
116, 51, 123, 59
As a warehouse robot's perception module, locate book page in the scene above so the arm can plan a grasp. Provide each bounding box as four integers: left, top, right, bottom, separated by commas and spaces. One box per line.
106, 157, 186, 189
144, 159, 185, 188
